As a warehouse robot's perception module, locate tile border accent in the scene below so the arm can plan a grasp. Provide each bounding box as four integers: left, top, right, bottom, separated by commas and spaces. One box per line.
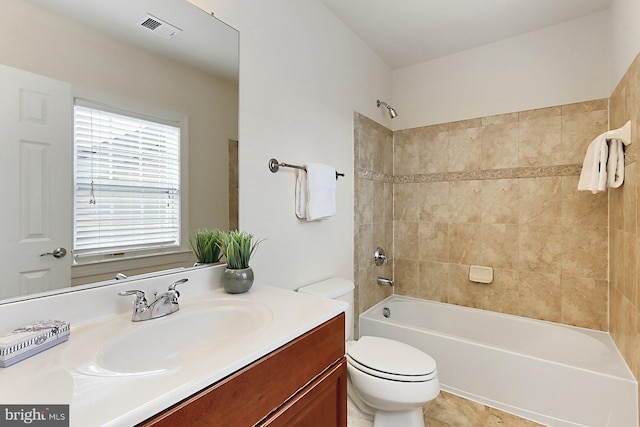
357, 169, 394, 182
358, 164, 582, 184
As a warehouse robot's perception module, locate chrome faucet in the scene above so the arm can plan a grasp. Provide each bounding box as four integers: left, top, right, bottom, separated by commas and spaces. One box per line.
377, 277, 395, 287
118, 278, 188, 322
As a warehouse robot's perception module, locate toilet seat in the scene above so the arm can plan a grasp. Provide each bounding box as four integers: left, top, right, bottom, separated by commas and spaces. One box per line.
347, 357, 437, 382
347, 336, 437, 382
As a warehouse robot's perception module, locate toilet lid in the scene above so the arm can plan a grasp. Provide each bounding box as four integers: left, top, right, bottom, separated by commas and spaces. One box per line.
347, 336, 437, 380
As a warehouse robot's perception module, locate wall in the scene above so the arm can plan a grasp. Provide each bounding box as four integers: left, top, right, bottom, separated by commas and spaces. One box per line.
354, 99, 608, 330
392, 100, 609, 330
354, 98, 611, 331
192, 0, 393, 289
609, 52, 640, 424
392, 11, 611, 130
611, 0, 640, 86
353, 113, 393, 324
609, 0, 640, 422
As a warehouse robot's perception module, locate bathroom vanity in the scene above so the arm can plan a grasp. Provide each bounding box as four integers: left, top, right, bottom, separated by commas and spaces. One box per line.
142, 314, 346, 426
0, 266, 348, 426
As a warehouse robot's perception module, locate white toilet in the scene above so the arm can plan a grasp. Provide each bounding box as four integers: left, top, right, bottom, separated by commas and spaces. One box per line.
298, 278, 439, 427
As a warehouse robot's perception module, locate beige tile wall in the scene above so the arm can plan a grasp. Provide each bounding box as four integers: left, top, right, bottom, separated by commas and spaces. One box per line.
609, 52, 640, 425
355, 54, 640, 426
355, 98, 610, 331
354, 113, 394, 323
393, 100, 609, 330
354, 97, 613, 425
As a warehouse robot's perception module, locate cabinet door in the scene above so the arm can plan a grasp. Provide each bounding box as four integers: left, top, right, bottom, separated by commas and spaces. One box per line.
140, 314, 345, 427
261, 358, 347, 427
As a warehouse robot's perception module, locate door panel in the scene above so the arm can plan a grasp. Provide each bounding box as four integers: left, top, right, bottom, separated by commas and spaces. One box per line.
0, 64, 72, 299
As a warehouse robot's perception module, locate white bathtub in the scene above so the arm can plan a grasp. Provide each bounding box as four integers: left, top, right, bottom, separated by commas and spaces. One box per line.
359, 295, 638, 427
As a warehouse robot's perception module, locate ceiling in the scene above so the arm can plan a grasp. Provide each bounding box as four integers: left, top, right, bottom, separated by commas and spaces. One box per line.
28, 0, 238, 82
319, 0, 612, 69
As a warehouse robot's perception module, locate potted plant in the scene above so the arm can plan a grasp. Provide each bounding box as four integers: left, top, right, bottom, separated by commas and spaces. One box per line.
190, 228, 224, 265
219, 230, 262, 294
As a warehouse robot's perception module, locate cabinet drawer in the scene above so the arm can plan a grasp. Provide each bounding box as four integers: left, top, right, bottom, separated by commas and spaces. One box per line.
260, 358, 347, 427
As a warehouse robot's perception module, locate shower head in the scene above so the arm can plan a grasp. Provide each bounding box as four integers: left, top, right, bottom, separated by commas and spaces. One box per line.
377, 100, 398, 119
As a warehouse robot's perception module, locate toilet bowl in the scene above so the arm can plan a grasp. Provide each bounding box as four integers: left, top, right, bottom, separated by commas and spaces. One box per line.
298, 278, 440, 427
347, 377, 374, 427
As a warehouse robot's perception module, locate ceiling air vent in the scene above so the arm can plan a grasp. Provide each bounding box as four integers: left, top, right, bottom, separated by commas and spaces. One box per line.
138, 14, 182, 39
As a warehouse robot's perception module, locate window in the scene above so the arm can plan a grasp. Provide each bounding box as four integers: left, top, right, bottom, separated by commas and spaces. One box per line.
73, 99, 183, 261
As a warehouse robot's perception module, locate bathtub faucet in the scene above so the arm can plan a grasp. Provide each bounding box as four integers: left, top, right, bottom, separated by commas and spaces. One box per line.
377, 277, 394, 287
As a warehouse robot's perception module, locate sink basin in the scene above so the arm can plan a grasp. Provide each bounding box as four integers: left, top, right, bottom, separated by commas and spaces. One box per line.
82, 299, 272, 376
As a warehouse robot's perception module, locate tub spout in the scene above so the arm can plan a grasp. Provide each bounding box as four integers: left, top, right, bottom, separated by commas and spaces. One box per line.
377, 277, 394, 287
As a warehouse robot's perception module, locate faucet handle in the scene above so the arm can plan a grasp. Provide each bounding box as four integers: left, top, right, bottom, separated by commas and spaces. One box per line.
168, 278, 188, 296
373, 247, 388, 266
118, 290, 147, 305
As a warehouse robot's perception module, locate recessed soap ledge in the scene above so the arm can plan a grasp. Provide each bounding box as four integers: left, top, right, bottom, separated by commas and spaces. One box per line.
0, 264, 347, 426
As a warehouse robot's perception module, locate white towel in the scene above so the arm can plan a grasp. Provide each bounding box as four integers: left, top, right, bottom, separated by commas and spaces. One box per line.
607, 139, 625, 189
578, 133, 608, 194
295, 169, 308, 219
304, 163, 337, 221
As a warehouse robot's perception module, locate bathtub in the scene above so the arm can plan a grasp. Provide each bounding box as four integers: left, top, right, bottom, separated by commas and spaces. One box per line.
359, 295, 638, 427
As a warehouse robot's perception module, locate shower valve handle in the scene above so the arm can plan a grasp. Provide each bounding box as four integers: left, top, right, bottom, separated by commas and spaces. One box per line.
374, 247, 388, 266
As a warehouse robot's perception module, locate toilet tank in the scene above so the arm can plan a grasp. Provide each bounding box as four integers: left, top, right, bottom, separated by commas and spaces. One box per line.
297, 278, 354, 341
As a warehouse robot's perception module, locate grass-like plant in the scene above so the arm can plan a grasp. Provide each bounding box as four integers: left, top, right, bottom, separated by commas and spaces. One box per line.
190, 228, 224, 264
220, 230, 262, 270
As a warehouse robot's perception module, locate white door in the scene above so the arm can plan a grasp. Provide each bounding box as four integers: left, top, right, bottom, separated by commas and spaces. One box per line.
0, 64, 73, 299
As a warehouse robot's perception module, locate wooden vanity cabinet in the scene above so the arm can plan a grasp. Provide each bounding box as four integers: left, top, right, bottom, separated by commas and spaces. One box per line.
140, 313, 346, 427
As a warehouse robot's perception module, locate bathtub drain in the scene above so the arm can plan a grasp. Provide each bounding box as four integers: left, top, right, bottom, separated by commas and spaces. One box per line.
382, 307, 390, 318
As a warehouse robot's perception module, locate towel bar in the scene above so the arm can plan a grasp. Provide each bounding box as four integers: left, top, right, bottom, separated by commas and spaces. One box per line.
268, 158, 344, 179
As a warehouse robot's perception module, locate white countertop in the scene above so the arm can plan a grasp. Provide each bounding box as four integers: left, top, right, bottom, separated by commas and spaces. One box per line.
0, 267, 346, 426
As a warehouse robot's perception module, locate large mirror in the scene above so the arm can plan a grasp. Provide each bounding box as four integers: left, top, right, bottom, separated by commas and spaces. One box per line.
0, 0, 239, 303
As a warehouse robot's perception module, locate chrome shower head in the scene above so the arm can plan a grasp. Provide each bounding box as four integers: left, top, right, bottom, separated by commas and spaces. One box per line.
377, 100, 398, 119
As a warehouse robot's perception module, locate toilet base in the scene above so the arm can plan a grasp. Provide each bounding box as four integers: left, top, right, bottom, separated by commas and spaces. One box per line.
347, 396, 373, 427
347, 373, 426, 427
373, 407, 424, 427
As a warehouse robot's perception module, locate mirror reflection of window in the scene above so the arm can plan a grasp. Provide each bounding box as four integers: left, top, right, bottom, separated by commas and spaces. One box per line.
73, 101, 184, 263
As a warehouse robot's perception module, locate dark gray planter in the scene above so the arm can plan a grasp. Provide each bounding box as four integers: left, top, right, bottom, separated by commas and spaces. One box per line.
222, 267, 254, 294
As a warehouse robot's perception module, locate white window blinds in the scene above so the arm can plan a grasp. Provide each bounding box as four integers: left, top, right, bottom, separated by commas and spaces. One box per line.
73, 101, 181, 256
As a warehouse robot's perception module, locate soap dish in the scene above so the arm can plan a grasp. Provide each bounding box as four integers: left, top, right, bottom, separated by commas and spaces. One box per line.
0, 320, 70, 368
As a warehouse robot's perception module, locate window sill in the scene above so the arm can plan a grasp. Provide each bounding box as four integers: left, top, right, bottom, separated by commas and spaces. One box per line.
71, 250, 192, 279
